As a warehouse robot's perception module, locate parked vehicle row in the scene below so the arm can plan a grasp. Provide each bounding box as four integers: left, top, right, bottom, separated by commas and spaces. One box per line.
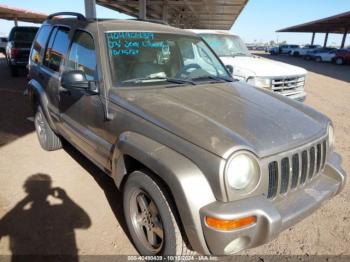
305, 48, 350, 64
26, 12, 346, 257
268, 44, 350, 65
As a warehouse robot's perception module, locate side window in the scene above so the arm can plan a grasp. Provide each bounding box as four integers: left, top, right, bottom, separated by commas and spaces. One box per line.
31, 25, 51, 63
44, 27, 70, 72
66, 31, 97, 80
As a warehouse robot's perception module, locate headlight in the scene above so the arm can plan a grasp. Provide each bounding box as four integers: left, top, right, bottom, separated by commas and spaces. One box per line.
247, 77, 271, 89
328, 125, 335, 150
226, 152, 260, 191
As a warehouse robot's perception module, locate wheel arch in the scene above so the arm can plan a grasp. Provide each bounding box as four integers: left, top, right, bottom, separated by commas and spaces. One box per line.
111, 131, 216, 255
27, 79, 58, 131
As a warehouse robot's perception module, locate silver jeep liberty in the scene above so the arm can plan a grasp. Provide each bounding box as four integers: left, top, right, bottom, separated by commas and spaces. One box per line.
27, 13, 346, 256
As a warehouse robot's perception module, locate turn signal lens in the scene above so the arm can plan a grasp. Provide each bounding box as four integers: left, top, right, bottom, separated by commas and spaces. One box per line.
205, 216, 257, 231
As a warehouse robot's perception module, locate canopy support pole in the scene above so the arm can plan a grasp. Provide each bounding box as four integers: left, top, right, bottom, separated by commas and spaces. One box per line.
341, 28, 348, 48
139, 0, 146, 20
311, 32, 315, 45
84, 0, 96, 19
14, 17, 18, 26
323, 32, 329, 47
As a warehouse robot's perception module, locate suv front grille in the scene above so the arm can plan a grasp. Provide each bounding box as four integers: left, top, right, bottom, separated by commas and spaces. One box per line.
271, 76, 305, 93
267, 139, 327, 199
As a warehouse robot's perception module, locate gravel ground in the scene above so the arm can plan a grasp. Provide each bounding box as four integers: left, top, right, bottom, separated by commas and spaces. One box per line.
0, 53, 349, 259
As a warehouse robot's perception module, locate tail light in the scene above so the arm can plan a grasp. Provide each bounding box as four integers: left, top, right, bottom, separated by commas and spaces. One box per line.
11, 48, 19, 58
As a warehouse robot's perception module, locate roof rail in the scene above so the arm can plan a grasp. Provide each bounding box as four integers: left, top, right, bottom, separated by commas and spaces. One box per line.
130, 18, 169, 25
47, 12, 86, 21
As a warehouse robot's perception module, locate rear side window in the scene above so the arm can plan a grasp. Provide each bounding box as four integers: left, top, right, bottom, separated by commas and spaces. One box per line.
44, 27, 70, 72
66, 31, 96, 80
31, 25, 51, 63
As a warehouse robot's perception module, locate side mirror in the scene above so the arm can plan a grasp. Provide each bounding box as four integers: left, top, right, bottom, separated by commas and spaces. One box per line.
225, 65, 234, 75
61, 70, 97, 93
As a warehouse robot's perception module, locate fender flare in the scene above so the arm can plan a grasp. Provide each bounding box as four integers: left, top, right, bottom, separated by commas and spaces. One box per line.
27, 79, 58, 131
111, 131, 216, 255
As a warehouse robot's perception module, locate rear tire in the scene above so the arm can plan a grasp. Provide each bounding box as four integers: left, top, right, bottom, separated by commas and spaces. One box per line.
315, 56, 322, 62
335, 57, 344, 65
34, 106, 62, 151
123, 170, 195, 256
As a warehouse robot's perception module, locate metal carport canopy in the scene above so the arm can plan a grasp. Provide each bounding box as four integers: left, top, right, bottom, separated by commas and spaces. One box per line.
277, 11, 350, 48
95, 0, 248, 29
277, 11, 350, 33
0, 4, 47, 25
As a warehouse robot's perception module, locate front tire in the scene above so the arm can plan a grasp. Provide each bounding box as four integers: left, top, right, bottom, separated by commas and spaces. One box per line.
123, 170, 194, 256
34, 106, 62, 151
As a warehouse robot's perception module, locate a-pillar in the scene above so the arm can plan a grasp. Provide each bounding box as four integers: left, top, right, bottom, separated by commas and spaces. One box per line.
139, 0, 146, 20
162, 0, 168, 22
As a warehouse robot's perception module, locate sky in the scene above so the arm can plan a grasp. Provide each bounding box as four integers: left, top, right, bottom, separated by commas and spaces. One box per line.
0, 0, 349, 46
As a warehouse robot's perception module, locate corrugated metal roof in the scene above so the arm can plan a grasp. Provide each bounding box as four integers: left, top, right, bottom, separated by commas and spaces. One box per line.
96, 0, 248, 29
0, 4, 47, 23
277, 11, 350, 33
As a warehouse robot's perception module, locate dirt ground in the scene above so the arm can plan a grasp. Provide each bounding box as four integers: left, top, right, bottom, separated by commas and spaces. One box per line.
0, 52, 349, 259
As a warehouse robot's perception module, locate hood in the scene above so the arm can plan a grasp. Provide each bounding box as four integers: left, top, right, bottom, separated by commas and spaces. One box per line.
220, 56, 307, 78
110, 83, 328, 159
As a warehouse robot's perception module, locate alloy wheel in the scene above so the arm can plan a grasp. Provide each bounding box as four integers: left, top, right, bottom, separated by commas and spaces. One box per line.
35, 110, 47, 144
130, 189, 164, 253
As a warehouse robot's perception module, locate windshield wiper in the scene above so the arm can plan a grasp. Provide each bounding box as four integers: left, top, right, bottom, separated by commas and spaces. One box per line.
190, 75, 233, 83
123, 76, 196, 85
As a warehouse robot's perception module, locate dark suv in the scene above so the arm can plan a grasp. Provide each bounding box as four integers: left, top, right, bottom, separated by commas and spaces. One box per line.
27, 13, 346, 256
6, 26, 38, 76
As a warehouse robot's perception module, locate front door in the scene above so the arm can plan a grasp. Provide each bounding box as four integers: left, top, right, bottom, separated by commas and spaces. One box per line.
58, 30, 111, 170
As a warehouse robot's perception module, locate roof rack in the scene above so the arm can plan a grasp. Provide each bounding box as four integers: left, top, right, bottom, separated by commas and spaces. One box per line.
47, 12, 86, 21
130, 18, 169, 25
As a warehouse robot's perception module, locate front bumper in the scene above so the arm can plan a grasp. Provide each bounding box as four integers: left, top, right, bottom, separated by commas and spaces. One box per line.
200, 152, 346, 255
283, 90, 306, 102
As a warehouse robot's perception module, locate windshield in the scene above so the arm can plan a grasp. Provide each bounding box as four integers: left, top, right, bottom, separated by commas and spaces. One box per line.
199, 33, 250, 57
105, 32, 230, 87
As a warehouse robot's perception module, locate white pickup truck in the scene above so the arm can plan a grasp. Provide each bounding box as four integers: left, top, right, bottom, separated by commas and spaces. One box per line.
190, 30, 307, 102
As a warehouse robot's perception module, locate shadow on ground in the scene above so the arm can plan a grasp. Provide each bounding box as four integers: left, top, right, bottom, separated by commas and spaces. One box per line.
0, 173, 91, 262
62, 141, 131, 243
254, 52, 350, 83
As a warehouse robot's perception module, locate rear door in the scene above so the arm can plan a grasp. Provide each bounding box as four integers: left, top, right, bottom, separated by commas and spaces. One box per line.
42, 26, 70, 121
29, 25, 52, 83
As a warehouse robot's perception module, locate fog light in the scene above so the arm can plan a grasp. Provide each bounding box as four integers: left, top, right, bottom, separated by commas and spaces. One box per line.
205, 216, 256, 231
224, 236, 250, 254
